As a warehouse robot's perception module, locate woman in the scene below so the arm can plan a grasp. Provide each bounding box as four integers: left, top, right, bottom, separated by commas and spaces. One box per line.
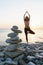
24, 11, 35, 44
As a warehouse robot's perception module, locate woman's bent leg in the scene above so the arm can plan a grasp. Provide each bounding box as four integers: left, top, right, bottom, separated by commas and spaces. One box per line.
28, 28, 35, 34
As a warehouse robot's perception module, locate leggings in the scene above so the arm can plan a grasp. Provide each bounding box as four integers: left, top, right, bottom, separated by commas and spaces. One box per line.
24, 27, 35, 43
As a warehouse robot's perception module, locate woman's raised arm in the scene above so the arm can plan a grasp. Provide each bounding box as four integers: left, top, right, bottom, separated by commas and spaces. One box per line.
23, 11, 30, 19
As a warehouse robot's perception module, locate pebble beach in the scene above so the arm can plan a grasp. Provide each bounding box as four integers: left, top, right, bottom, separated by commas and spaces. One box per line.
0, 26, 43, 65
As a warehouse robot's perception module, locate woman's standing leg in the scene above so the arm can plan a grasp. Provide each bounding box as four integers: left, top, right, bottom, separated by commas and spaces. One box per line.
24, 28, 28, 43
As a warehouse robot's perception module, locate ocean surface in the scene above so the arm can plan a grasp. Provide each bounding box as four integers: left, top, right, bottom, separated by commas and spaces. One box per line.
0, 28, 43, 46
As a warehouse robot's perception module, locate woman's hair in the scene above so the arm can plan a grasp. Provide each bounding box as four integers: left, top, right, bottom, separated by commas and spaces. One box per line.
24, 16, 30, 21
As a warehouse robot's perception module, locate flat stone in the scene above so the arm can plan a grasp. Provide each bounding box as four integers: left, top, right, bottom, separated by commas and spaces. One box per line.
11, 37, 19, 41
19, 43, 26, 48
35, 53, 43, 59
0, 52, 4, 57
4, 44, 18, 51
27, 56, 35, 61
18, 47, 26, 52
11, 28, 22, 33
0, 46, 6, 51
5, 61, 18, 65
5, 50, 23, 58
40, 52, 43, 56
12, 26, 18, 29
27, 61, 36, 65
38, 46, 43, 50
0, 58, 4, 61
6, 39, 22, 44
8, 32, 18, 37
5, 58, 12, 61
18, 59, 26, 65
14, 54, 24, 61
0, 62, 5, 65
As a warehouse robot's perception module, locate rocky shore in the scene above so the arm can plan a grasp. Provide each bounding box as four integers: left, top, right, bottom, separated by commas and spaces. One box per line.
0, 26, 43, 65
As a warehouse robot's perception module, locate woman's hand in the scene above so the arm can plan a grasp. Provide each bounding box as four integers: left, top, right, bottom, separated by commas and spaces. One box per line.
24, 11, 30, 19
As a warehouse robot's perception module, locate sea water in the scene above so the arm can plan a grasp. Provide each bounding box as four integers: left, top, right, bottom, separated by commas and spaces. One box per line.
0, 28, 43, 46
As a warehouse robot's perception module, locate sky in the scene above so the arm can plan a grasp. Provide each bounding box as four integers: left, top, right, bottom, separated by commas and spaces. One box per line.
0, 0, 43, 29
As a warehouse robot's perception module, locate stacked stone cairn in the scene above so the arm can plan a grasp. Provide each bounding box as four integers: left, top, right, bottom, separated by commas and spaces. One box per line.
0, 26, 43, 65
4, 26, 24, 65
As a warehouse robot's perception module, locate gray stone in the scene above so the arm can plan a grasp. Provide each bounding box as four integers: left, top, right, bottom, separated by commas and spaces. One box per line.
5, 50, 23, 58
11, 28, 22, 33
38, 46, 43, 50
11, 37, 19, 41
0, 58, 4, 61
18, 59, 26, 65
12, 26, 18, 29
8, 32, 18, 37
27, 61, 36, 65
6, 39, 22, 44
5, 58, 12, 61
27, 56, 35, 61
0, 60, 2, 63
33, 49, 43, 53
0, 52, 4, 57
40, 52, 43, 56
4, 44, 18, 51
0, 61, 5, 65
13, 54, 24, 61
18, 47, 26, 52
35, 53, 43, 58
5, 60, 18, 65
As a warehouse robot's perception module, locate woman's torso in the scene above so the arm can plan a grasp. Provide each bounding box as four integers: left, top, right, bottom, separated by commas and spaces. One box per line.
24, 21, 29, 28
